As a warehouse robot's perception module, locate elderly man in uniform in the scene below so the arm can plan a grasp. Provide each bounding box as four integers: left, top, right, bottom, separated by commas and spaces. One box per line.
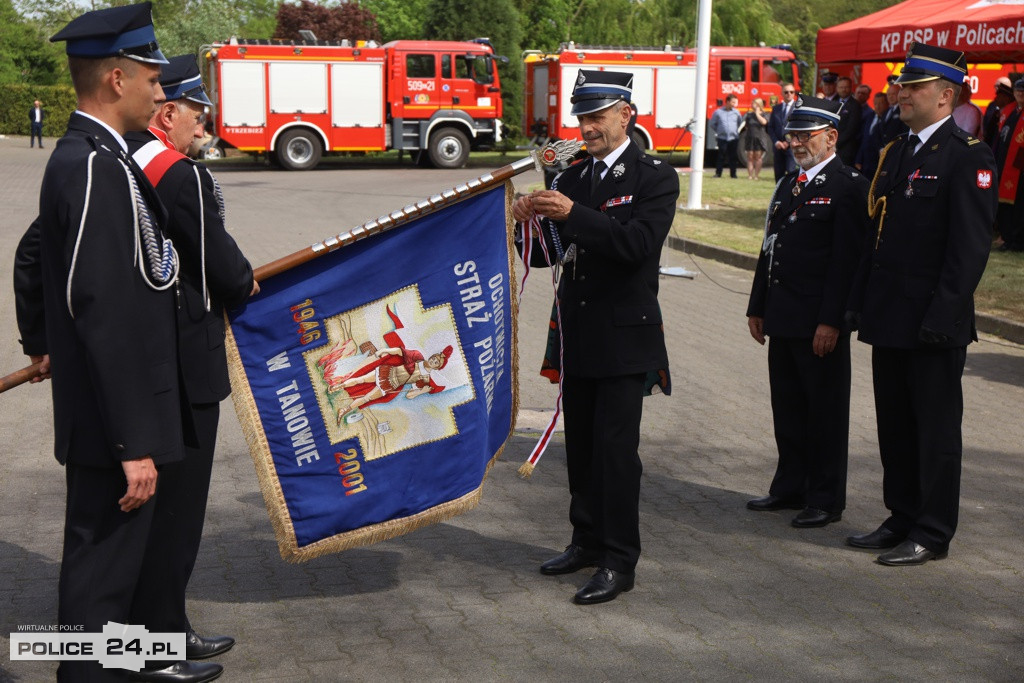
746, 96, 868, 528
847, 43, 997, 566
121, 55, 258, 680
512, 71, 679, 604
11, 4, 224, 682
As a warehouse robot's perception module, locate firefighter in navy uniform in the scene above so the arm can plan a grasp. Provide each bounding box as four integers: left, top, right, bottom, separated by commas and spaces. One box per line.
124, 55, 257, 677
11, 4, 221, 682
512, 70, 679, 605
846, 43, 997, 566
745, 96, 869, 529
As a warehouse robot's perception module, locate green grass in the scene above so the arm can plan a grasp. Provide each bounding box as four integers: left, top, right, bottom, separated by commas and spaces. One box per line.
672, 171, 1024, 323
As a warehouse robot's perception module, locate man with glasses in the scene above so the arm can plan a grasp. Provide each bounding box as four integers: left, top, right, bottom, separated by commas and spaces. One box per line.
123, 54, 257, 681
768, 84, 799, 180
746, 96, 868, 530
847, 43, 997, 565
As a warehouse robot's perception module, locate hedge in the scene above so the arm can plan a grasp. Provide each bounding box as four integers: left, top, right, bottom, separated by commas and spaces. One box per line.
0, 83, 77, 137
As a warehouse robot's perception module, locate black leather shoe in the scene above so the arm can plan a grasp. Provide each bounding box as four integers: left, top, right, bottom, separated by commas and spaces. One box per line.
185, 630, 234, 660
573, 568, 635, 605
129, 661, 223, 682
791, 508, 841, 528
877, 540, 947, 566
846, 525, 905, 549
746, 495, 804, 512
540, 544, 600, 575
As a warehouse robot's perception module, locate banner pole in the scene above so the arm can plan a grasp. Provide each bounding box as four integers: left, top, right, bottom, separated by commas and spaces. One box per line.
2, 141, 583, 393
254, 140, 583, 281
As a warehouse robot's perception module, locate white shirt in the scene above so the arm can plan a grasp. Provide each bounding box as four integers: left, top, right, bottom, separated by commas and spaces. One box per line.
34, 107, 41, 123
593, 136, 631, 180
800, 153, 836, 183
74, 110, 128, 153
908, 115, 951, 155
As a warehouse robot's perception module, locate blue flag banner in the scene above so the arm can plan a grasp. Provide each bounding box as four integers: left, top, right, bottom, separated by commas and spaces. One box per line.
226, 184, 518, 562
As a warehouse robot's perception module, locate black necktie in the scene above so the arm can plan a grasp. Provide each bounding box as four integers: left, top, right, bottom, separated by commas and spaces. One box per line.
591, 159, 606, 195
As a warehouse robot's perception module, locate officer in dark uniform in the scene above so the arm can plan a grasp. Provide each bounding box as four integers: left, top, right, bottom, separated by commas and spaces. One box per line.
124, 55, 256, 677
512, 70, 679, 605
11, 4, 221, 682
746, 96, 869, 528
847, 43, 997, 566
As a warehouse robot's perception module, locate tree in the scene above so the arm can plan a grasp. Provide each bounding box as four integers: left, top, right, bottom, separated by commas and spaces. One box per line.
362, 0, 429, 42
1, 0, 63, 84
423, 0, 524, 140
274, 0, 381, 43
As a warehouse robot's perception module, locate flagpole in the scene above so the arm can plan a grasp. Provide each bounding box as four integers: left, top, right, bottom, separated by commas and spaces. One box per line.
253, 142, 581, 281
1, 141, 583, 394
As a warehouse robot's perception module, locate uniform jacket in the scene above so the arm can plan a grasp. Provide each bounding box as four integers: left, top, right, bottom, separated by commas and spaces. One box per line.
836, 97, 863, 165
127, 130, 253, 404
747, 156, 869, 337
14, 113, 189, 467
523, 142, 679, 377
851, 118, 997, 348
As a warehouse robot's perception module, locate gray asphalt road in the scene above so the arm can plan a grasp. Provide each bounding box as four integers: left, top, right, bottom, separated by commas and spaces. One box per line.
2, 136, 1023, 681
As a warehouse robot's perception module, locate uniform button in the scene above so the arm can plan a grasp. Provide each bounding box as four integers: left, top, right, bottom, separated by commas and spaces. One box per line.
579, 275, 586, 281
774, 260, 781, 266
114, 443, 125, 452
580, 301, 587, 307
772, 278, 779, 285
580, 248, 586, 255
641, 315, 647, 320
776, 243, 782, 249
873, 263, 880, 269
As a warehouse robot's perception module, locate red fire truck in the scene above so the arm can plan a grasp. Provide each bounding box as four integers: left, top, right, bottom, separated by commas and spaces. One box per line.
201, 38, 505, 170
524, 43, 801, 153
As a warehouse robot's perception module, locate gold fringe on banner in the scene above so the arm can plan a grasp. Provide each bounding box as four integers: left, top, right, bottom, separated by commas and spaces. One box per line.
225, 181, 520, 563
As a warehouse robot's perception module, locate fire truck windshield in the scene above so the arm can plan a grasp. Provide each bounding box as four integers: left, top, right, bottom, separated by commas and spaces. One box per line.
763, 59, 797, 86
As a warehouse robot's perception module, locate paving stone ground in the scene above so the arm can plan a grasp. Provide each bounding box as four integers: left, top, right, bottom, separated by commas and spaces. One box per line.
1, 137, 1022, 681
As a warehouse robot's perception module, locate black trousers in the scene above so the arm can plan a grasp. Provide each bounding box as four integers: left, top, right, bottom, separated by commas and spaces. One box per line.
30, 121, 43, 147
58, 463, 158, 682
562, 373, 645, 574
131, 402, 219, 635
871, 346, 966, 552
715, 138, 738, 177
766, 335, 850, 512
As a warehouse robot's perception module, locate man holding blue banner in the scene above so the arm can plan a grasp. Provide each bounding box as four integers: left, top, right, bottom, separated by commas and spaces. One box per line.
513, 70, 679, 605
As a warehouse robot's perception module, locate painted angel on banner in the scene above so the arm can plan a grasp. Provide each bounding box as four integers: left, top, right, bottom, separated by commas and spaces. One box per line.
317, 305, 452, 424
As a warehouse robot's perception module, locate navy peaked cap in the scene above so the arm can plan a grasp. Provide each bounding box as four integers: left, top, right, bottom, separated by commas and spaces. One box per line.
895, 42, 967, 85
570, 70, 632, 116
51, 2, 167, 64
161, 55, 212, 106
784, 95, 842, 131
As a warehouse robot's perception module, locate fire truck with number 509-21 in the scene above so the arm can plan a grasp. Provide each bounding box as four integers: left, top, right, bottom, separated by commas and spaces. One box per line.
201, 38, 505, 170
524, 43, 802, 154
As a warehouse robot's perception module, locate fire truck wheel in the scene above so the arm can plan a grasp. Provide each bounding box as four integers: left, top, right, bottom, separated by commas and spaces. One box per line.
276, 129, 322, 171
428, 127, 470, 169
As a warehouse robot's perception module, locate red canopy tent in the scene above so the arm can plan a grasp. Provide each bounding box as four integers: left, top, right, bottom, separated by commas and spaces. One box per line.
817, 0, 1024, 63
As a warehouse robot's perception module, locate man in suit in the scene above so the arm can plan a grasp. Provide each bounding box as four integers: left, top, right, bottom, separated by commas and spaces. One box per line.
512, 70, 679, 604
124, 55, 257, 680
835, 77, 863, 164
879, 77, 909, 147
28, 99, 45, 148
847, 43, 997, 566
768, 83, 798, 180
855, 92, 890, 176
11, 4, 222, 681
746, 96, 868, 528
